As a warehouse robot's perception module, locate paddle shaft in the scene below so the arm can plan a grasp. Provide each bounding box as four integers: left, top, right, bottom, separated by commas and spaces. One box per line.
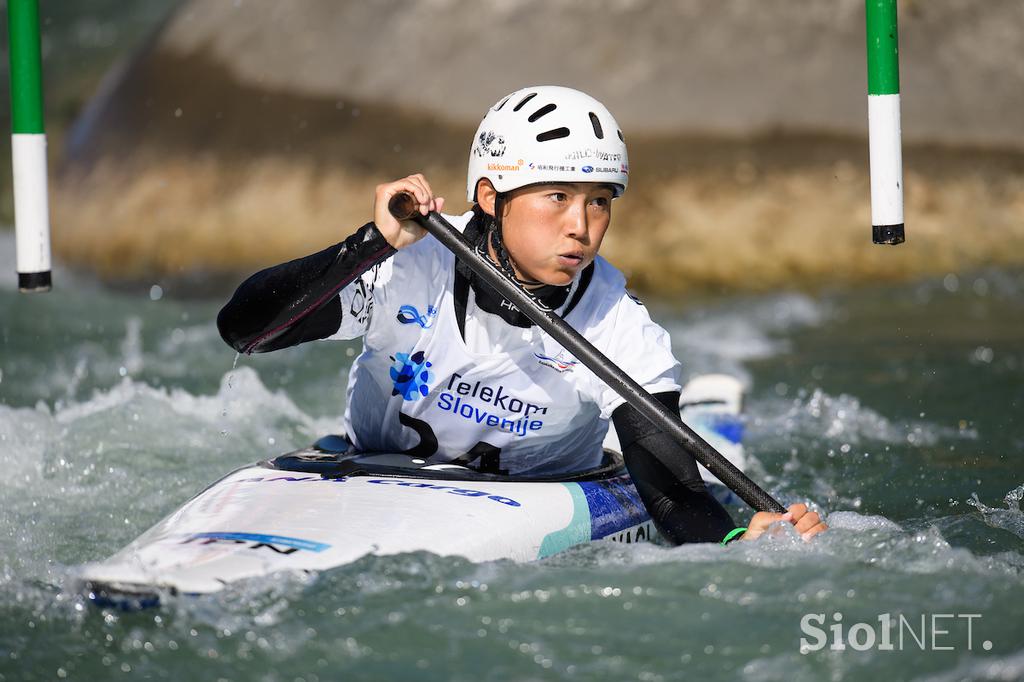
389, 193, 786, 514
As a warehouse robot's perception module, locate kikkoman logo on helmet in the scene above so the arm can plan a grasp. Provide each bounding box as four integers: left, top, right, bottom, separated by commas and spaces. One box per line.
487, 160, 524, 172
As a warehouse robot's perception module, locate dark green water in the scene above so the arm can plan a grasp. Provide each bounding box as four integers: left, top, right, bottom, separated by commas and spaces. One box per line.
1, 237, 1022, 681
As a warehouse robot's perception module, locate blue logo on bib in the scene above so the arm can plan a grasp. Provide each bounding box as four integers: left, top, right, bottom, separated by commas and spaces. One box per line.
390, 351, 433, 400
396, 304, 437, 328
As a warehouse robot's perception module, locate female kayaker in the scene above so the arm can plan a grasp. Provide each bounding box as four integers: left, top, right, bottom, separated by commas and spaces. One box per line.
218, 86, 826, 544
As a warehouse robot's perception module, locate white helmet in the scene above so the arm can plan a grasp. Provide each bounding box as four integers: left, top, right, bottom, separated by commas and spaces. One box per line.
467, 85, 629, 202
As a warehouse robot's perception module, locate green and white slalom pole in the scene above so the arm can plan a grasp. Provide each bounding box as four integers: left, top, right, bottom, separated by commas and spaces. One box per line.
7, 0, 51, 291
866, 0, 905, 245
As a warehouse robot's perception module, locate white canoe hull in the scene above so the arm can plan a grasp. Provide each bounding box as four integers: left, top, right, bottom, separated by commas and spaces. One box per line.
81, 374, 746, 599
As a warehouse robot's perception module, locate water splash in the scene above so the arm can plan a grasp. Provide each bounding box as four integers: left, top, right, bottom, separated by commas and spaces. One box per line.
0, 366, 339, 549
751, 388, 978, 450
968, 485, 1024, 540
119, 316, 145, 377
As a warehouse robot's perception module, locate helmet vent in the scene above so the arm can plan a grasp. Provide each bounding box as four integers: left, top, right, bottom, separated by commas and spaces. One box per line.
589, 112, 604, 139
495, 95, 511, 111
617, 129, 625, 142
513, 93, 538, 112
528, 103, 557, 122
536, 127, 570, 142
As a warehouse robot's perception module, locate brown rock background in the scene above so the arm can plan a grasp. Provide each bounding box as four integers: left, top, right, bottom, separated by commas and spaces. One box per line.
52, 0, 1024, 294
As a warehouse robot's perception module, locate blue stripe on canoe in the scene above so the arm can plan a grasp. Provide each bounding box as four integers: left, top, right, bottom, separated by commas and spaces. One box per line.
582, 477, 650, 540
190, 532, 330, 553
537, 476, 652, 558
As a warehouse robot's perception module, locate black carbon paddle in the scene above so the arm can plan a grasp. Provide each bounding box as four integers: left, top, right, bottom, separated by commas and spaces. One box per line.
389, 192, 786, 513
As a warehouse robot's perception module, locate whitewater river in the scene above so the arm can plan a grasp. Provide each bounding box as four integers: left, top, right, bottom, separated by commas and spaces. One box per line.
1, 237, 1021, 681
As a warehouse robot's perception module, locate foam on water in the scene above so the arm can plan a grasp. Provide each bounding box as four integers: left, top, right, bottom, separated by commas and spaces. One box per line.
0, 367, 339, 593
2, 240, 1022, 679
750, 388, 977, 451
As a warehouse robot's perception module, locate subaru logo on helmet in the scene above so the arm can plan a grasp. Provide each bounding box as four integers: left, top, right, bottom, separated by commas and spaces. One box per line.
581, 165, 594, 173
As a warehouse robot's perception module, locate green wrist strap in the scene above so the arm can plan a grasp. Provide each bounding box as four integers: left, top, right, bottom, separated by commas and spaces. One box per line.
720, 527, 747, 546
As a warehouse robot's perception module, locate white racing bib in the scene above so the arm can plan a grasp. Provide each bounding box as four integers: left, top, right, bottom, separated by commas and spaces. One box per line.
330, 212, 680, 475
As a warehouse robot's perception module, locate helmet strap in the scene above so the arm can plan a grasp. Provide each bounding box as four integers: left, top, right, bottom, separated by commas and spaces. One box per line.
488, 192, 543, 287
